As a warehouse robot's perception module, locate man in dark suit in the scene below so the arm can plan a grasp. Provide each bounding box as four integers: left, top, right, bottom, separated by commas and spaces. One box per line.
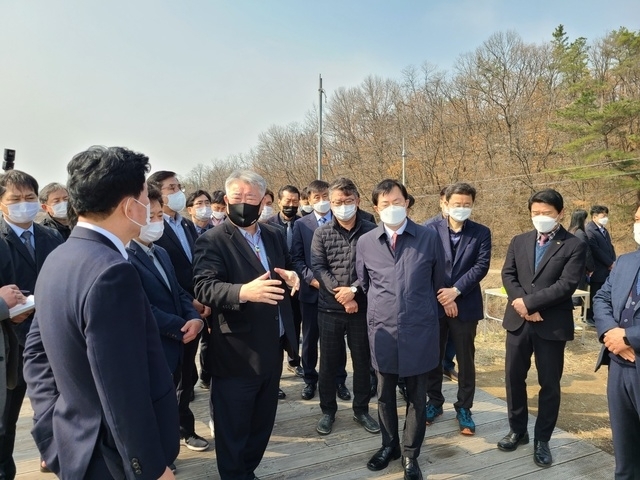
266, 185, 303, 379
147, 171, 209, 451
593, 201, 640, 479
425, 183, 491, 436
0, 170, 64, 479
23, 146, 178, 480
127, 187, 207, 461
291, 180, 349, 401
357, 179, 445, 480
586, 205, 616, 326
498, 189, 586, 468
193, 170, 299, 480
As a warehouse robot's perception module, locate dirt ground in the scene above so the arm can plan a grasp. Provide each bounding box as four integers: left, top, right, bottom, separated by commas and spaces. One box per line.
477, 272, 613, 455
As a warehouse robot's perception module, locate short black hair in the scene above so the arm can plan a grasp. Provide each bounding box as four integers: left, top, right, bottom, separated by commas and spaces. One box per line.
186, 190, 212, 208
528, 189, 564, 213
300, 186, 309, 201
264, 188, 275, 202
407, 194, 415, 209
147, 170, 177, 190
147, 185, 164, 207
38, 182, 68, 204
211, 189, 225, 205
371, 179, 408, 206
0, 170, 39, 199
445, 182, 476, 202
307, 180, 329, 195
590, 205, 609, 216
439, 186, 448, 197
67, 146, 150, 219
278, 185, 300, 199
328, 177, 359, 198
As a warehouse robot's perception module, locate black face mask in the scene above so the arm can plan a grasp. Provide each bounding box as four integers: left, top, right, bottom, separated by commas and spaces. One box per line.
281, 206, 298, 218
227, 203, 261, 228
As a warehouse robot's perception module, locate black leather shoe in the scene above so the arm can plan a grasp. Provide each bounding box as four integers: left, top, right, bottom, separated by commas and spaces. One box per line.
278, 388, 286, 399
369, 375, 378, 398
337, 383, 351, 401
353, 412, 380, 434
399, 385, 408, 403
366, 445, 401, 471
316, 414, 335, 435
301, 383, 316, 400
533, 439, 552, 467
497, 430, 529, 451
402, 457, 423, 480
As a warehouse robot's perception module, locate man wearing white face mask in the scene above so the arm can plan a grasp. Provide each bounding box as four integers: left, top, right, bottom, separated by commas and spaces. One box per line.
292, 180, 349, 402
127, 186, 207, 467
210, 190, 227, 227
498, 189, 586, 469
186, 190, 214, 236
147, 171, 210, 452
310, 178, 378, 436
39, 182, 71, 240
586, 205, 616, 326
425, 183, 491, 437
0, 170, 64, 478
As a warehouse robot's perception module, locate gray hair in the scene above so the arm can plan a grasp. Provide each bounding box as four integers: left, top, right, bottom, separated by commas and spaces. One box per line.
39, 182, 68, 204
224, 170, 267, 197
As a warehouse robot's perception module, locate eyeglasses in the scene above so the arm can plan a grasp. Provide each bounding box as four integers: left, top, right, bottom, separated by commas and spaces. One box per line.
162, 183, 184, 193
330, 199, 356, 207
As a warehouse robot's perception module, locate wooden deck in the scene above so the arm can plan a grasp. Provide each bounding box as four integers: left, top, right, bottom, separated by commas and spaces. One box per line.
14, 358, 614, 479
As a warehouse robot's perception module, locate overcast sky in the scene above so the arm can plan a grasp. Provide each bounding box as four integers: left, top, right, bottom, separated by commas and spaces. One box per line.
1, 0, 637, 187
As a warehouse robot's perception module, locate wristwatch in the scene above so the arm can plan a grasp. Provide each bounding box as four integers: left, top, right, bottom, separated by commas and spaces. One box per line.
623, 335, 630, 346
453, 287, 461, 296
350, 286, 358, 294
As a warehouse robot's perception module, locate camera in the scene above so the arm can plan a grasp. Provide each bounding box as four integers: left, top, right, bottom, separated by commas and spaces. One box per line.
3, 149, 15, 171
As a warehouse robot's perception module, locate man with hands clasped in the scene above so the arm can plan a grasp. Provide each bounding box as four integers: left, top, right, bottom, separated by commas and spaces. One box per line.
498, 189, 586, 469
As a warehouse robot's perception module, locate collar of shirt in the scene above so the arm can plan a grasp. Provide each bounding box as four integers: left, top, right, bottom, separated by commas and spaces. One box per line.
537, 225, 561, 243
239, 224, 262, 245
211, 216, 225, 226
131, 238, 152, 254
163, 212, 183, 225
4, 218, 34, 239
76, 221, 128, 259
313, 211, 332, 223
383, 218, 408, 240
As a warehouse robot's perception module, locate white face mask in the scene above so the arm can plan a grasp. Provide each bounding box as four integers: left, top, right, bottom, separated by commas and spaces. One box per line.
301, 204, 314, 213
532, 215, 558, 234
195, 206, 213, 221
448, 207, 472, 222
634, 223, 640, 245
379, 205, 407, 227
51, 201, 68, 219
313, 200, 331, 214
166, 190, 186, 213
598, 217, 609, 227
2, 201, 40, 224
126, 198, 151, 228
259, 205, 274, 221
211, 210, 226, 220
139, 220, 164, 243
332, 204, 357, 222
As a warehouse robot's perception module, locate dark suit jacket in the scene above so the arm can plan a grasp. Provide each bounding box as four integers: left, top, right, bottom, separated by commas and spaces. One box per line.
585, 221, 616, 283
593, 250, 640, 371
127, 241, 200, 373
23, 227, 179, 479
357, 208, 376, 223
193, 219, 297, 377
501, 226, 587, 341
291, 212, 330, 303
0, 239, 19, 414
154, 215, 198, 295
0, 218, 64, 345
356, 219, 445, 377
426, 217, 492, 322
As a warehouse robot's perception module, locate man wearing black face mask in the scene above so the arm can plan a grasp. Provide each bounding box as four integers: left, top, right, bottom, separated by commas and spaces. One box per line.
193, 170, 300, 480
266, 185, 304, 379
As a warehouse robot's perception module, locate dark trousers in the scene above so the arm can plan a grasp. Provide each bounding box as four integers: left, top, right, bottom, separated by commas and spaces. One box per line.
607, 361, 640, 480
211, 366, 281, 480
377, 371, 428, 459
318, 311, 370, 416
0, 348, 26, 480
287, 294, 302, 367
442, 334, 456, 371
300, 301, 346, 386
199, 332, 211, 385
587, 280, 605, 321
505, 322, 566, 441
427, 316, 477, 410
176, 336, 199, 437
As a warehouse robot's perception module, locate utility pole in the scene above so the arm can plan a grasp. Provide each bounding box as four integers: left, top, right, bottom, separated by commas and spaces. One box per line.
317, 74, 324, 180
401, 137, 407, 185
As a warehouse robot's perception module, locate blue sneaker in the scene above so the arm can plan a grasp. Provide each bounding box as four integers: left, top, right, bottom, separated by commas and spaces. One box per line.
425, 404, 443, 425
456, 408, 475, 435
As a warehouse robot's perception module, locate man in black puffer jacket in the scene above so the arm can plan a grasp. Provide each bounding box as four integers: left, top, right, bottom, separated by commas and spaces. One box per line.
310, 177, 380, 437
